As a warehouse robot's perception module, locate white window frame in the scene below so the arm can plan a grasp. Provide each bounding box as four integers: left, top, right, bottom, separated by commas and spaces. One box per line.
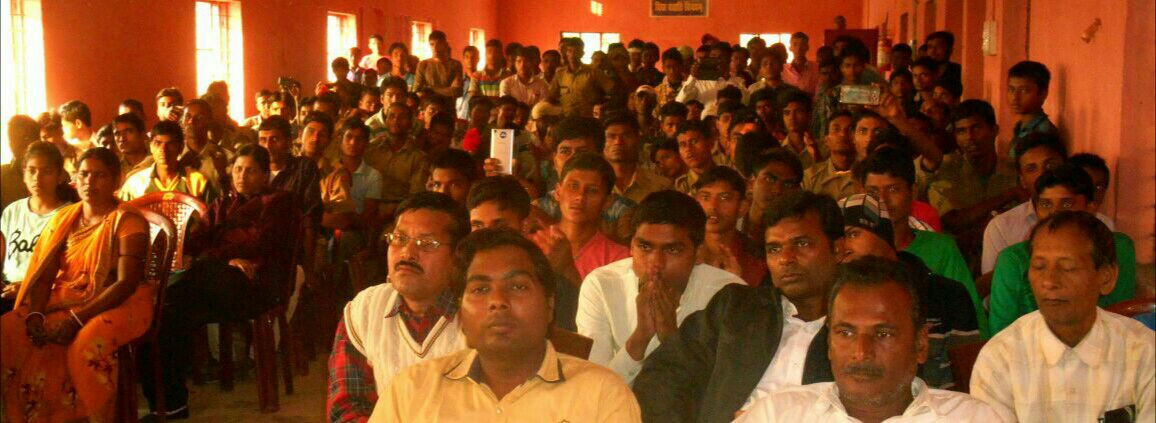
1, 0, 47, 164
739, 32, 795, 63
410, 21, 433, 60
469, 27, 486, 69
560, 31, 621, 64
327, 11, 358, 80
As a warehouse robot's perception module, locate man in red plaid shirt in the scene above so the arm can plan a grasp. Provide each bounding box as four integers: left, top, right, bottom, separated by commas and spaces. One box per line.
326, 192, 471, 422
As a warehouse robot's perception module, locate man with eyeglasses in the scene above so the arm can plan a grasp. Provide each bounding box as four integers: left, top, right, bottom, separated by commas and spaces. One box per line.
327, 192, 471, 423
742, 148, 804, 245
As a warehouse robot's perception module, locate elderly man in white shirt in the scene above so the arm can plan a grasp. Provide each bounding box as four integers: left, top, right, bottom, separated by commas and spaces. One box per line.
972, 211, 1154, 423
578, 191, 745, 383
737, 257, 1002, 423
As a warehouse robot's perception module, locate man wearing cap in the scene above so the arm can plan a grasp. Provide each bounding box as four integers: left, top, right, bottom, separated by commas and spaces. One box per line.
835, 193, 981, 389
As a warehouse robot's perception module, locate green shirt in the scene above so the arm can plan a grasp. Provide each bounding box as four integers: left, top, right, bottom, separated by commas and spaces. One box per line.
988, 232, 1136, 336
904, 230, 988, 337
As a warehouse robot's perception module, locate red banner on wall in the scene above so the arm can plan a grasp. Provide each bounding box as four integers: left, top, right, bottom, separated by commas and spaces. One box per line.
651, 0, 709, 17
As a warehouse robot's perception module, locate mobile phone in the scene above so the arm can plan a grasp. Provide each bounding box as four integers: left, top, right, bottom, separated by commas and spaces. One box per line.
839, 85, 882, 105
490, 129, 515, 175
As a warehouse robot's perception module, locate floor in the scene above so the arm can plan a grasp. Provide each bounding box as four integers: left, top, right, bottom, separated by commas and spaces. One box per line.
137, 360, 328, 422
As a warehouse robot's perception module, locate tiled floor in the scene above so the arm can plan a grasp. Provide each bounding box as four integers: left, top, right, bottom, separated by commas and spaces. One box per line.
137, 360, 328, 422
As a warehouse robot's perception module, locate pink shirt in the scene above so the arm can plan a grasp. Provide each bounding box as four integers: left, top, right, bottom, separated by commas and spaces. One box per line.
573, 232, 631, 280
782, 60, 819, 96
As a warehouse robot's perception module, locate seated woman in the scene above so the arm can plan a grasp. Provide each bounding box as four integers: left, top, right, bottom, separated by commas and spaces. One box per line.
1, 147, 152, 422
1, 142, 75, 313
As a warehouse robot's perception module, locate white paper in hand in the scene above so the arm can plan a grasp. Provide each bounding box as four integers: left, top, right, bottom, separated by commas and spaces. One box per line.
490, 128, 515, 175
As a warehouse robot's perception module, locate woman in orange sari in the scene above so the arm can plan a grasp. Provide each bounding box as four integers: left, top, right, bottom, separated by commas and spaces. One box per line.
1, 147, 154, 422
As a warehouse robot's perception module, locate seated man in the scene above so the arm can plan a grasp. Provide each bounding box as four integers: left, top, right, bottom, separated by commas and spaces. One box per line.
737, 257, 1000, 422
425, 149, 478, 205
973, 211, 1154, 422
982, 135, 1116, 274
112, 112, 154, 178
371, 229, 641, 422
118, 121, 219, 204
364, 102, 430, 222
467, 175, 579, 331
604, 113, 671, 204
694, 167, 767, 286
633, 191, 843, 422
327, 192, 471, 422
260, 116, 322, 225
579, 190, 745, 383
989, 164, 1137, 335
533, 153, 631, 283
802, 111, 859, 200
835, 193, 980, 389
673, 120, 719, 195
741, 148, 804, 244
141, 145, 299, 419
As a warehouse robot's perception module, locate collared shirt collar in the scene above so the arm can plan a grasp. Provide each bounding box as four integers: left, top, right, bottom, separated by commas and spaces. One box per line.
1039, 309, 1108, 367
781, 297, 827, 329
352, 159, 374, 176
815, 378, 939, 418
385, 288, 459, 320
443, 341, 565, 384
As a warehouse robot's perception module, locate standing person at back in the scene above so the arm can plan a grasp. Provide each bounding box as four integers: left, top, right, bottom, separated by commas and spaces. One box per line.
414, 30, 465, 100
549, 37, 616, 118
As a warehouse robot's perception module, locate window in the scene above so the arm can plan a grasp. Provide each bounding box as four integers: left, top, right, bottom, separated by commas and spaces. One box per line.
411, 21, 433, 60
1, 0, 46, 164
739, 32, 795, 62
195, 1, 244, 122
590, 1, 604, 16
469, 28, 486, 69
560, 32, 621, 64
327, 12, 357, 81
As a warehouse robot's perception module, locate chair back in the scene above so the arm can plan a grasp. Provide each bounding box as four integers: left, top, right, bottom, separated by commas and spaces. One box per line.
1106, 297, 1156, 318
548, 326, 594, 359
946, 341, 987, 393
127, 192, 208, 271
122, 204, 177, 334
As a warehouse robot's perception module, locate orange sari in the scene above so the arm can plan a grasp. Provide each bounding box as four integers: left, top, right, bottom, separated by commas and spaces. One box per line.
1, 203, 154, 423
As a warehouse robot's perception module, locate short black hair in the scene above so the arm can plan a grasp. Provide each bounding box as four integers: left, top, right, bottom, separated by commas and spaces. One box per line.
59, 100, 92, 127
925, 31, 956, 51
676, 119, 713, 138
428, 30, 447, 42
631, 190, 707, 246
151, 120, 185, 149
1068, 153, 1110, 186
716, 101, 745, 118
1033, 162, 1096, 205
950, 99, 997, 127
602, 112, 640, 133
120, 98, 145, 114
339, 117, 371, 143
156, 87, 185, 104
855, 147, 916, 187
782, 91, 813, 114
257, 115, 293, 139
911, 57, 938, 72
113, 112, 145, 132
1014, 132, 1068, 169
1008, 60, 1051, 92
889, 69, 913, 83
559, 152, 616, 193
302, 111, 335, 139
431, 149, 479, 182
234, 144, 271, 173
734, 131, 781, 177
933, 78, 963, 98
467, 175, 532, 219
658, 101, 689, 118
694, 166, 747, 198
829, 256, 923, 329
891, 43, 913, 54
728, 109, 762, 135
396, 191, 472, 247
752, 147, 804, 182
22, 141, 65, 171
763, 190, 845, 244
791, 32, 809, 42
717, 86, 743, 103
748, 88, 774, 107
661, 47, 683, 63
77, 147, 121, 176
650, 137, 679, 163
455, 228, 557, 300
429, 111, 456, 131
553, 117, 605, 151
1029, 211, 1116, 269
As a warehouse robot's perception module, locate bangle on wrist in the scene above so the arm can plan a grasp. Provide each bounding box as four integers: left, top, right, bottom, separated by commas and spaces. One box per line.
25, 311, 46, 323
69, 309, 85, 327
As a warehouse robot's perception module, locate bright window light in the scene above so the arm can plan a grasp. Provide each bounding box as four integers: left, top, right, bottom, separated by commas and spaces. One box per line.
327, 12, 358, 81
739, 32, 796, 62
195, 1, 245, 122
411, 21, 433, 60
561, 31, 621, 64
1, 0, 47, 164
469, 28, 486, 69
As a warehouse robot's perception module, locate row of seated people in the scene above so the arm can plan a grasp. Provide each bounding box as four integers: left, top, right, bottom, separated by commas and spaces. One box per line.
0, 29, 1151, 422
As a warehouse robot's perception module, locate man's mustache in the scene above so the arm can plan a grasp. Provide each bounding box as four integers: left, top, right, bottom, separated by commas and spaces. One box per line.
394, 260, 424, 273
841, 363, 884, 378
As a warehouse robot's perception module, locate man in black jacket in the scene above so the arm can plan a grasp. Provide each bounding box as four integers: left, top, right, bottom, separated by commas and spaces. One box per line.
632, 190, 843, 423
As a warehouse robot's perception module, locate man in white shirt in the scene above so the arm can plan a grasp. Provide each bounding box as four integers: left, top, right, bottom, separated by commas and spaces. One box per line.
738, 256, 1001, 422
633, 191, 843, 423
499, 49, 549, 106
578, 190, 744, 383
972, 211, 1154, 423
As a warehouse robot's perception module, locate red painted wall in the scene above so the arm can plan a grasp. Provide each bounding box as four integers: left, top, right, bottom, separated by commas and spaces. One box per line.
39, 0, 497, 128
496, 0, 864, 56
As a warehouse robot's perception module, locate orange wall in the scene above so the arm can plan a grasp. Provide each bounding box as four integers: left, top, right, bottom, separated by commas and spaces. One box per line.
39, 0, 497, 128
864, 0, 1156, 262
496, 0, 863, 56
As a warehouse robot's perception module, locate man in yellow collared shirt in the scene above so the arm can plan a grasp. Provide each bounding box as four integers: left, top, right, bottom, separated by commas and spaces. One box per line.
548, 37, 616, 118
370, 229, 640, 423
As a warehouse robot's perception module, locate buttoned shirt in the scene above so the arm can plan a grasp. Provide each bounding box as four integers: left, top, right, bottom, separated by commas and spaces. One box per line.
915, 153, 1018, 215
743, 298, 828, 409
736, 378, 1003, 423
782, 60, 820, 96
972, 309, 1155, 423
548, 64, 615, 117
364, 136, 429, 203
980, 201, 1116, 274
369, 343, 642, 423
498, 74, 549, 106
673, 169, 705, 195
802, 159, 859, 201
577, 258, 745, 383
414, 57, 464, 98
613, 167, 672, 204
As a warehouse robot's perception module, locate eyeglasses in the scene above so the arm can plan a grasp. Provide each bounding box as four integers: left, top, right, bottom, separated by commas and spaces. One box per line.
383, 232, 443, 252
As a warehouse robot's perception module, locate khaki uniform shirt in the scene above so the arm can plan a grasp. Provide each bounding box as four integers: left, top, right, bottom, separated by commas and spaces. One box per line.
614, 167, 672, 204
364, 136, 429, 203
916, 153, 1018, 214
548, 64, 615, 117
802, 159, 859, 201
